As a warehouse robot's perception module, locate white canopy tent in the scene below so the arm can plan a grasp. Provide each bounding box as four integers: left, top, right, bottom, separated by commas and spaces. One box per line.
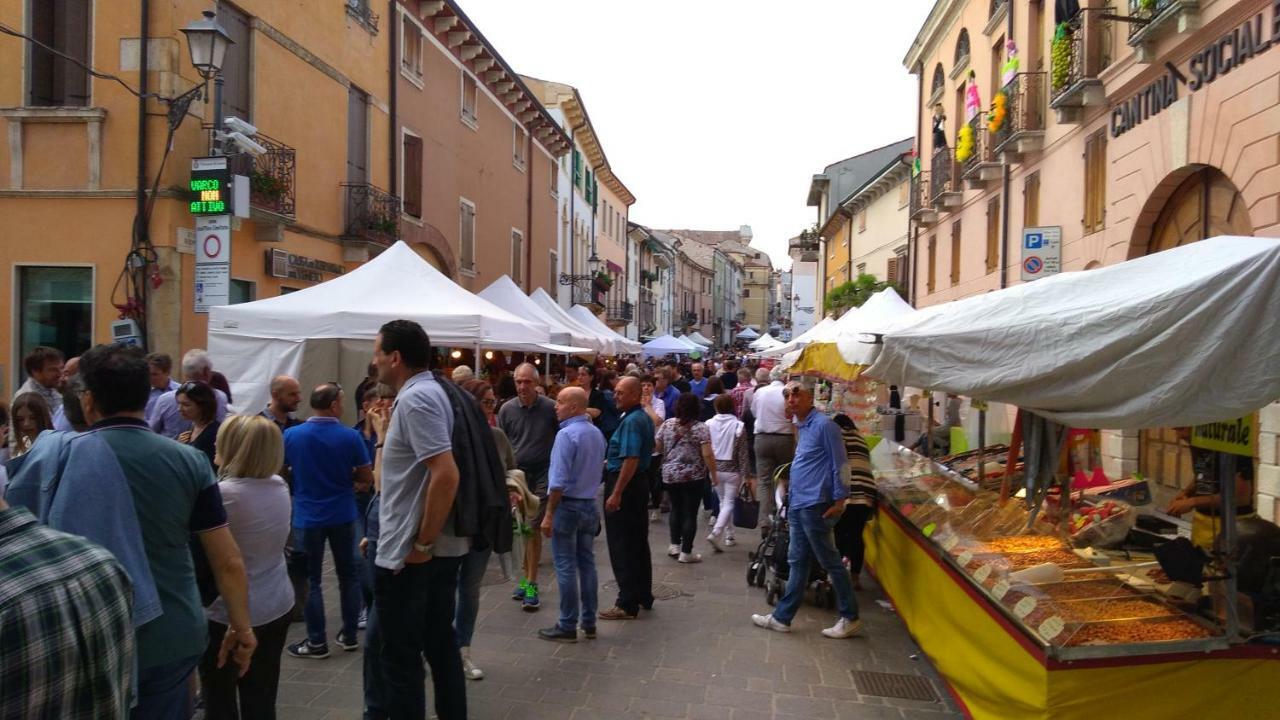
642, 334, 697, 357
567, 305, 644, 354
748, 332, 782, 350
830, 288, 917, 366
208, 241, 556, 416
674, 335, 701, 350
759, 316, 838, 358
866, 236, 1280, 429
479, 276, 598, 353
528, 289, 616, 355
736, 327, 761, 340
691, 332, 716, 347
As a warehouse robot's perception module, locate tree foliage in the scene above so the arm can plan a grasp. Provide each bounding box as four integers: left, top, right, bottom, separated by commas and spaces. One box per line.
825, 274, 899, 316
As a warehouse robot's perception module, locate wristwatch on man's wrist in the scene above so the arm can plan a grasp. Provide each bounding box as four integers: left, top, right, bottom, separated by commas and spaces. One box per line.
413, 540, 434, 556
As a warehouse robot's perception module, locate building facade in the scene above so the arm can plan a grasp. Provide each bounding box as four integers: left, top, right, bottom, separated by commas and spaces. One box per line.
671, 239, 714, 340
775, 269, 793, 338
788, 232, 821, 336
904, 0, 1280, 518
630, 223, 678, 338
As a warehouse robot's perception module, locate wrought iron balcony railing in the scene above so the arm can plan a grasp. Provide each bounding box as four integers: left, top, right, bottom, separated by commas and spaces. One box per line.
606, 299, 634, 323
1051, 8, 1113, 109
992, 72, 1047, 157
930, 147, 961, 206
249, 132, 296, 219
909, 171, 937, 226
639, 300, 657, 334
341, 183, 400, 246
960, 114, 999, 184
570, 285, 606, 308
346, 0, 380, 32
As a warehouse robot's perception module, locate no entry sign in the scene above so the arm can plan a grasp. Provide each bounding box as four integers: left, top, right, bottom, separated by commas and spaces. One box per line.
1020, 227, 1061, 282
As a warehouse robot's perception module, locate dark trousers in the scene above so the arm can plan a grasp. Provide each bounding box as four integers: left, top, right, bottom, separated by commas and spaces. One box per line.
132, 654, 200, 720
834, 503, 875, 576
300, 522, 362, 645
667, 480, 706, 554
604, 470, 653, 615
373, 556, 466, 720
646, 459, 664, 510
198, 612, 292, 720
363, 540, 387, 720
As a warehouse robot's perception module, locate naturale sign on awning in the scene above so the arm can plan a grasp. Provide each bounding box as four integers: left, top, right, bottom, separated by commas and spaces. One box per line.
1110, 0, 1279, 138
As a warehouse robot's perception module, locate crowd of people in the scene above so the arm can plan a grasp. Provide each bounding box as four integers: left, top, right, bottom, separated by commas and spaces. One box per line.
0, 326, 879, 720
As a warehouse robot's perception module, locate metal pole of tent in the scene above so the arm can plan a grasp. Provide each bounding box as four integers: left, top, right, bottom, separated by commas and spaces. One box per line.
924, 390, 934, 456
474, 343, 481, 373
1217, 451, 1240, 640
977, 403, 987, 487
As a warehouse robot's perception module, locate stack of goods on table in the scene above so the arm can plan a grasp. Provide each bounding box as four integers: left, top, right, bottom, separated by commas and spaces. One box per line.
938, 445, 1023, 492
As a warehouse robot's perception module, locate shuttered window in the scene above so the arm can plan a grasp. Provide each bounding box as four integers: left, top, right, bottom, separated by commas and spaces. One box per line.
950, 221, 962, 285
461, 72, 478, 125
459, 199, 476, 271
1024, 171, 1040, 227
1084, 129, 1107, 234
402, 134, 423, 217
219, 4, 251, 121
927, 235, 937, 293
511, 229, 524, 285
27, 0, 90, 106
985, 196, 1000, 273
887, 256, 899, 286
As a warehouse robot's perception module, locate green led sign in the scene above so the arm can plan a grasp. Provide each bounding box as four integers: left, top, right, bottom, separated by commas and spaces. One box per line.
189, 167, 231, 215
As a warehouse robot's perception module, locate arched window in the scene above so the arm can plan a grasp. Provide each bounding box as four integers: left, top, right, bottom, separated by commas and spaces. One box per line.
930, 64, 945, 97
955, 29, 971, 65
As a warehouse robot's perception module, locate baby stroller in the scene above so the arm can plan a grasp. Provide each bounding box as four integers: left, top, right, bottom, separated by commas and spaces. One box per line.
747, 464, 836, 608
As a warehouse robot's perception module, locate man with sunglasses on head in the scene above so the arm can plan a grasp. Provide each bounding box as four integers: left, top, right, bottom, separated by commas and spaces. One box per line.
284, 383, 374, 659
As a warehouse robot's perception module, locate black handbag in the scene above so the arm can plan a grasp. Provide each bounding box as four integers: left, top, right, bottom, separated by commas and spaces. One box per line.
734, 483, 760, 529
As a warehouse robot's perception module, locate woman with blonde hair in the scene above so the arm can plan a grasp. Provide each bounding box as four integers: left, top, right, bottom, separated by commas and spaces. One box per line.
198, 414, 294, 720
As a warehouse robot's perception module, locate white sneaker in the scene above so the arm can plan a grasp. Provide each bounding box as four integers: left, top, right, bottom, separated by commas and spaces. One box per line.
724, 535, 737, 547
667, 544, 680, 557
751, 613, 791, 633
461, 647, 484, 680
822, 617, 863, 639
650, 509, 660, 523
706, 532, 724, 553
678, 551, 702, 564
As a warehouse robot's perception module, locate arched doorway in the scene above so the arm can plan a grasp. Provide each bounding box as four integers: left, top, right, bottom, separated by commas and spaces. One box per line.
1138, 167, 1254, 493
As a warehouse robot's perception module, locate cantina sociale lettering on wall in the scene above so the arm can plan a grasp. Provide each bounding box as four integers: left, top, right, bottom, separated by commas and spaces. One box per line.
1110, 0, 1279, 138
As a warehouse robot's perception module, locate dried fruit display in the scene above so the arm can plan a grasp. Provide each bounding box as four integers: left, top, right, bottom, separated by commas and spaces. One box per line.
1064, 618, 1213, 646
1055, 598, 1173, 622
1038, 580, 1128, 601
1004, 549, 1093, 570
985, 536, 1068, 554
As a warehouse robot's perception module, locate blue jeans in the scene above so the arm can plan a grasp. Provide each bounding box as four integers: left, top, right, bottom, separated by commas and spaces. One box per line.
454, 546, 492, 648
771, 503, 858, 626
131, 654, 199, 720
300, 522, 362, 646
551, 498, 600, 631
363, 539, 387, 720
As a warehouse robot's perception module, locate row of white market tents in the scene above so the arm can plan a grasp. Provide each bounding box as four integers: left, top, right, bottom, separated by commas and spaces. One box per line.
209, 241, 641, 415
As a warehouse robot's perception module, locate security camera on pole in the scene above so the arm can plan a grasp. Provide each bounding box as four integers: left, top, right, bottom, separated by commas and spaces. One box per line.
181, 10, 235, 313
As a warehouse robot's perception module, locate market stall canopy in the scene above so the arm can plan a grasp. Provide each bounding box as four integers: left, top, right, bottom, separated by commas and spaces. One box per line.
748, 333, 781, 350
760, 316, 838, 357
528, 289, 617, 355
642, 334, 696, 356
567, 305, 644, 354
209, 241, 553, 414
479, 276, 597, 353
866, 236, 1280, 429
674, 335, 701, 350
791, 288, 918, 379
687, 331, 714, 347
736, 327, 761, 340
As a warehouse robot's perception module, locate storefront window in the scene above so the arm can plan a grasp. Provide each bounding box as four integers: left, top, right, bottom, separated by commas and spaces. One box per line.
229, 279, 256, 305
17, 266, 92, 381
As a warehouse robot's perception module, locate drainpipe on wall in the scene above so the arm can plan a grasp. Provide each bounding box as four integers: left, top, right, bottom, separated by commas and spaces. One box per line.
135, 0, 150, 346
388, 0, 398, 224
909, 64, 924, 306
845, 208, 854, 282
999, 0, 1015, 289
525, 133, 533, 291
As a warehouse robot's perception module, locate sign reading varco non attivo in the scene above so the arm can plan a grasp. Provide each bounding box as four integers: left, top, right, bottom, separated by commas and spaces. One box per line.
1110, 0, 1279, 138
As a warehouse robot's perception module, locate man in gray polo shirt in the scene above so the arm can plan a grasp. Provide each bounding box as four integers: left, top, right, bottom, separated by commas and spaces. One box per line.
370, 319, 466, 720
497, 362, 559, 611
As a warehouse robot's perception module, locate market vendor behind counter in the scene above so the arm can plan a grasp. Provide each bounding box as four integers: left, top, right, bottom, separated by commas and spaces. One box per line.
1164, 427, 1255, 550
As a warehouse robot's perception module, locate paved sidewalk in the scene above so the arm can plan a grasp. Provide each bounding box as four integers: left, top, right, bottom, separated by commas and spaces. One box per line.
273, 513, 964, 719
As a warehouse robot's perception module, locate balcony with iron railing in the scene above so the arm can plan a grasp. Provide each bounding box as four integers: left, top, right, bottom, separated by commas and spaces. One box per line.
639, 299, 657, 334
930, 147, 962, 210
606, 295, 634, 324
341, 183, 401, 247
1050, 8, 1113, 121
909, 172, 937, 227
345, 0, 380, 33
570, 285, 606, 309
1127, 0, 1198, 59
249, 132, 296, 220
960, 114, 1001, 189
992, 72, 1046, 161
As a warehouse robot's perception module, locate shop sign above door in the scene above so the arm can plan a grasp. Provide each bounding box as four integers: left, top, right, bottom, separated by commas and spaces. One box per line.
1110, 0, 1279, 138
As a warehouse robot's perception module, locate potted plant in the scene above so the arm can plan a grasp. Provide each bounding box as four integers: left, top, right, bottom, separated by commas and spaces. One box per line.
593, 272, 613, 292
250, 170, 285, 200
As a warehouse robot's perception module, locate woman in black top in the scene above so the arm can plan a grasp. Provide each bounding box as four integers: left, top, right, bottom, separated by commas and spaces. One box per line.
177, 380, 221, 469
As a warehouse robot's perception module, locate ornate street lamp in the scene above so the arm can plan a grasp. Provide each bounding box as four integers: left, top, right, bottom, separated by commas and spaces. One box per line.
559, 252, 602, 302
181, 11, 233, 80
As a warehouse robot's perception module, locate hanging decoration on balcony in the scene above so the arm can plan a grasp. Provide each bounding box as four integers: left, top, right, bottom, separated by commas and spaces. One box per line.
1051, 23, 1072, 92
955, 123, 975, 163
592, 271, 613, 292
1002, 39, 1020, 86
988, 90, 1008, 133
965, 70, 982, 122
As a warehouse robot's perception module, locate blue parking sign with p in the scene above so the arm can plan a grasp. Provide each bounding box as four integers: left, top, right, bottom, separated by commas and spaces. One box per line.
1025, 232, 1044, 249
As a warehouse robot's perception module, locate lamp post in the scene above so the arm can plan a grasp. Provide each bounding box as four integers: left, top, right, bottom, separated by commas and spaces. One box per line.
559, 252, 602, 304
181, 10, 233, 154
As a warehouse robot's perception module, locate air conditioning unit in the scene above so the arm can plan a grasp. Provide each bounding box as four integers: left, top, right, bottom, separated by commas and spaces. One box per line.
267, 248, 288, 278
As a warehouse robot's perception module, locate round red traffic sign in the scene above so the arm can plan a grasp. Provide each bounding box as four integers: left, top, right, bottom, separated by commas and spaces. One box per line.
203, 235, 222, 260
1023, 255, 1043, 274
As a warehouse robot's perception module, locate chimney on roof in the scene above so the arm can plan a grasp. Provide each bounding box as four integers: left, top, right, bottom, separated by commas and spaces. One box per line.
739, 225, 753, 241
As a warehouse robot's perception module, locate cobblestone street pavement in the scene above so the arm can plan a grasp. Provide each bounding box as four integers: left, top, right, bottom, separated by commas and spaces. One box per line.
274, 514, 964, 719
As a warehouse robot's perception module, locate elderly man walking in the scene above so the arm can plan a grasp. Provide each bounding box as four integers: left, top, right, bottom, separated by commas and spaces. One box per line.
751, 379, 861, 639
599, 376, 656, 620
537, 387, 606, 642
750, 366, 794, 532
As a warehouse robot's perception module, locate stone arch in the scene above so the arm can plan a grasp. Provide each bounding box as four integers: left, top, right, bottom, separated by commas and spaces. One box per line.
401, 222, 458, 279
1126, 165, 1253, 259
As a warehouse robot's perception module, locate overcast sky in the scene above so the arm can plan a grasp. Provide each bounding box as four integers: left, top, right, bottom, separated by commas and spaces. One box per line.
462, 0, 934, 270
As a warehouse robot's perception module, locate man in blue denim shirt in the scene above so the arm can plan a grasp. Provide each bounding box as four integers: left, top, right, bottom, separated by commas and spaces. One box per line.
537, 387, 607, 642
752, 379, 862, 639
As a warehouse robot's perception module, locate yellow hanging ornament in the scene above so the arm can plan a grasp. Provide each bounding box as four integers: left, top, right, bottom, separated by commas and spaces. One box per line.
988, 91, 1008, 134
955, 123, 975, 163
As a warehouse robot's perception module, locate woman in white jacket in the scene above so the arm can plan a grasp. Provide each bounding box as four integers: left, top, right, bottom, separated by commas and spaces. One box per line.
704, 394, 753, 551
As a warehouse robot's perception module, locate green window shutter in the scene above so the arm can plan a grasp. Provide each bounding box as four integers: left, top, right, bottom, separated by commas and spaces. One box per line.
572, 150, 582, 186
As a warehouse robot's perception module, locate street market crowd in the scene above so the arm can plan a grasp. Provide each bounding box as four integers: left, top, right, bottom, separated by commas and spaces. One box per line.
0, 321, 881, 720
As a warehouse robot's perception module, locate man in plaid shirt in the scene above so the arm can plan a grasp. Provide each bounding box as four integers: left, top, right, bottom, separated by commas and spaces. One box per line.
0, 496, 134, 718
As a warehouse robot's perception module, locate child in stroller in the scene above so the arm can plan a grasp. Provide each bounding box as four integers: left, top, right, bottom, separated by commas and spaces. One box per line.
747, 463, 836, 608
